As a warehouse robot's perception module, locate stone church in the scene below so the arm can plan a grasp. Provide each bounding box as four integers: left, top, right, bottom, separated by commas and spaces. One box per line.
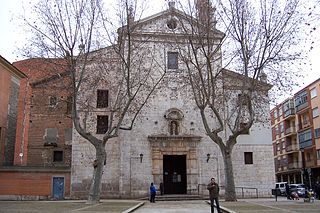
71, 1, 275, 199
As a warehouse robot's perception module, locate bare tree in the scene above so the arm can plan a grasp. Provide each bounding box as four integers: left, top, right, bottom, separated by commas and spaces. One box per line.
23, 0, 165, 203
173, 0, 306, 201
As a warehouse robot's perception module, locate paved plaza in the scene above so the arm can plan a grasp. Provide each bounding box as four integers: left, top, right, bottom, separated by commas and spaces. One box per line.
222, 197, 320, 213
0, 197, 320, 213
133, 200, 213, 213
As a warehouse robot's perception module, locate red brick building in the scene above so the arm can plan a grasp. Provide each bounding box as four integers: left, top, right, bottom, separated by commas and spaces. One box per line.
0, 55, 27, 166
0, 58, 72, 200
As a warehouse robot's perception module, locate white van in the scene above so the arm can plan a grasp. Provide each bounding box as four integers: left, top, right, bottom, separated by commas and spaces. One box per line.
275, 182, 287, 195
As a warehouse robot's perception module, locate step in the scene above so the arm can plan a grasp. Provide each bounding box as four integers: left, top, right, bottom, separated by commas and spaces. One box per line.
140, 194, 207, 201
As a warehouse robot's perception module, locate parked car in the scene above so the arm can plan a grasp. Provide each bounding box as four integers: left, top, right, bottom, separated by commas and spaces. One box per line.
289, 184, 306, 197
275, 182, 287, 195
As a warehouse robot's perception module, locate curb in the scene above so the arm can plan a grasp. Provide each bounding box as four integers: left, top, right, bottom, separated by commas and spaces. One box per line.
205, 200, 236, 213
122, 201, 145, 213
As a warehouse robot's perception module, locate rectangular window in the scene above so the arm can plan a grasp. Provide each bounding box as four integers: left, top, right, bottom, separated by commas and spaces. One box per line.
295, 91, 308, 111
312, 107, 319, 118
274, 110, 278, 118
298, 129, 312, 149
97, 90, 109, 108
244, 152, 253, 164
307, 153, 311, 162
44, 128, 58, 145
283, 99, 295, 117
53, 151, 63, 162
280, 123, 284, 133
97, 115, 108, 134
167, 52, 178, 69
278, 107, 282, 117
275, 125, 279, 135
303, 114, 309, 124
317, 150, 320, 160
315, 128, 320, 138
310, 87, 317, 99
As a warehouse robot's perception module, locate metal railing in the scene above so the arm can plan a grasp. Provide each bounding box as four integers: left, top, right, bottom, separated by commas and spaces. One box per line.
198, 184, 259, 199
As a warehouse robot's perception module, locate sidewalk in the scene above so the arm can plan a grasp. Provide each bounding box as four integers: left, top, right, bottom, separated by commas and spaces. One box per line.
220, 197, 320, 213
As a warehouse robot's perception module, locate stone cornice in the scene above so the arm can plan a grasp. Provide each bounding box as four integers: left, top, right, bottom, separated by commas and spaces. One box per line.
148, 134, 201, 142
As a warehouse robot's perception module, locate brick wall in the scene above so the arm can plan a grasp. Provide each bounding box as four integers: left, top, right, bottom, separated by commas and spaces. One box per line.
0, 168, 70, 199
4, 79, 20, 165
0, 64, 13, 165
13, 59, 72, 168
14, 78, 30, 166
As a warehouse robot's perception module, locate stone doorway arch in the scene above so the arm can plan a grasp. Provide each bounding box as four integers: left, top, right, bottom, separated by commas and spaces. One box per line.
148, 135, 201, 194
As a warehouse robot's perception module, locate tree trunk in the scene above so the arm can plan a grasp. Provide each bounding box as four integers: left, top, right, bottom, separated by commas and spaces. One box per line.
87, 144, 106, 204
222, 148, 237, 201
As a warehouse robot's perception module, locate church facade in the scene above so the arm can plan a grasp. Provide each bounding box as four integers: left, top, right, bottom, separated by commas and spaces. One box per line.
71, 2, 275, 199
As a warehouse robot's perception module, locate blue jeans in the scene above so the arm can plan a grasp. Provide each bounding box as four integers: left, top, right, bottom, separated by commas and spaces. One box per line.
210, 197, 220, 213
150, 193, 156, 203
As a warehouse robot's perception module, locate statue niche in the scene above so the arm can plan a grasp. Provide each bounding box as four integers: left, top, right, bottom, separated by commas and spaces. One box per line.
170, 120, 179, 135
164, 108, 184, 136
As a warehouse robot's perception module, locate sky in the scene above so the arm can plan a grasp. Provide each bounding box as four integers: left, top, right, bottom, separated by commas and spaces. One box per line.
0, 0, 319, 100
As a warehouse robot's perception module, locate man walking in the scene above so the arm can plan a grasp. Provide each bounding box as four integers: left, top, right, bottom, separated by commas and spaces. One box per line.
207, 177, 221, 213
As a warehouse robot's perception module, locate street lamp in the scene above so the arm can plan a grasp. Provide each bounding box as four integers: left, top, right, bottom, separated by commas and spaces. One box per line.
206, 153, 219, 185
140, 153, 143, 163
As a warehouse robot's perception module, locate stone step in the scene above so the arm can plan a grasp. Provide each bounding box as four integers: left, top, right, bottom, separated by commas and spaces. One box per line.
140, 194, 208, 201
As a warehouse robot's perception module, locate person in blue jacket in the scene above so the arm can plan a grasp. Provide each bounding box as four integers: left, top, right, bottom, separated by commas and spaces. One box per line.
150, 182, 156, 203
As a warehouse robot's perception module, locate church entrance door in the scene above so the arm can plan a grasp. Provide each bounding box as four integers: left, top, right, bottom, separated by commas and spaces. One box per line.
163, 155, 187, 194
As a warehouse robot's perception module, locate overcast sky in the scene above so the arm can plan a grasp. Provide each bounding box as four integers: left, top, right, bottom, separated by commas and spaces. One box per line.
0, 0, 319, 98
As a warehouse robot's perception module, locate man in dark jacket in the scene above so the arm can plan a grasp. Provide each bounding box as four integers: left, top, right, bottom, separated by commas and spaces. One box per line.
207, 177, 221, 213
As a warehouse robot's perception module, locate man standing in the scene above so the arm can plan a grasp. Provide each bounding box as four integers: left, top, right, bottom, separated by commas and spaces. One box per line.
150, 182, 156, 203
285, 183, 291, 200
207, 177, 221, 213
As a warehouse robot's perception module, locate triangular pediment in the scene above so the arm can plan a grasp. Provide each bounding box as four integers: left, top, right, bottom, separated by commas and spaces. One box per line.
120, 7, 224, 39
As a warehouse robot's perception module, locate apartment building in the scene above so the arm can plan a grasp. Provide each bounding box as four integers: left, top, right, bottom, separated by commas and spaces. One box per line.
271, 78, 320, 189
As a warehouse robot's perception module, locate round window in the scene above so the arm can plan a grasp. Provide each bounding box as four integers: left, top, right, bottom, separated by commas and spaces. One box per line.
167, 18, 177, 30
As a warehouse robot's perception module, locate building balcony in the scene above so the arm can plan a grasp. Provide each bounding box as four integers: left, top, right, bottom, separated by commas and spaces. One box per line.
299, 139, 313, 149
284, 109, 295, 118
285, 127, 296, 135
296, 102, 309, 112
287, 162, 302, 170
285, 144, 299, 152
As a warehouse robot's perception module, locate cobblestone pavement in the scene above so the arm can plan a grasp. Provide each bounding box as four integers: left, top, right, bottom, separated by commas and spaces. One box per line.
133, 200, 214, 213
